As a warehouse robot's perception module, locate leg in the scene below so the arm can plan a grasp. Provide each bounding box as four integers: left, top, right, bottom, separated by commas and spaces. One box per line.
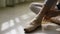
24, 0, 58, 33
30, 2, 58, 14
24, 2, 44, 33
30, 2, 44, 14
30, 1, 60, 25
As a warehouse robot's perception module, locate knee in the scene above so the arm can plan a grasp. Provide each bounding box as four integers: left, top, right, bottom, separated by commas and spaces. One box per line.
29, 2, 43, 14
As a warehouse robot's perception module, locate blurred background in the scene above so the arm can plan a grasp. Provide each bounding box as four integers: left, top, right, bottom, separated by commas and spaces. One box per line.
0, 0, 43, 7
0, 0, 60, 34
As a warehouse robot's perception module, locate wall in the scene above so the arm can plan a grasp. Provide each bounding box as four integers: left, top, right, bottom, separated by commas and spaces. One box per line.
0, 0, 6, 7
0, 0, 40, 7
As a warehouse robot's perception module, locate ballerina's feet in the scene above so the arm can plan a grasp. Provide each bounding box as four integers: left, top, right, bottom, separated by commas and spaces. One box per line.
24, 19, 41, 33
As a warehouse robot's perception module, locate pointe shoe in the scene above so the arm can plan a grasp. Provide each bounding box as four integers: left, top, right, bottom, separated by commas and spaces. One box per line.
50, 16, 60, 25
24, 18, 41, 33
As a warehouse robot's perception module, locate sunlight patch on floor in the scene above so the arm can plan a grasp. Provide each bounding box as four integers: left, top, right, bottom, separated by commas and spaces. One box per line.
1, 17, 26, 34
15, 18, 21, 23
9, 20, 15, 27
1, 22, 9, 31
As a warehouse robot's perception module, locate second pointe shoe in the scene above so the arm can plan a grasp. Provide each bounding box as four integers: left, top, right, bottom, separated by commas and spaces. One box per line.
50, 16, 60, 25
